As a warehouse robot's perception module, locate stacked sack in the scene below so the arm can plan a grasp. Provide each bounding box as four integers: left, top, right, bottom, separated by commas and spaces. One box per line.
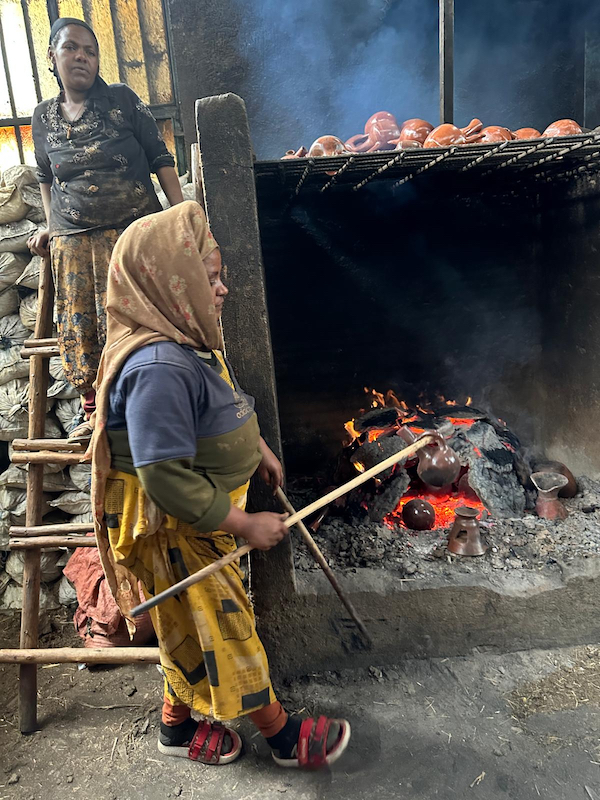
0, 164, 88, 612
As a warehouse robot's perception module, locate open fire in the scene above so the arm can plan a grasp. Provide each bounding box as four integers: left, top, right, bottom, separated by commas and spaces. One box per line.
342, 388, 527, 533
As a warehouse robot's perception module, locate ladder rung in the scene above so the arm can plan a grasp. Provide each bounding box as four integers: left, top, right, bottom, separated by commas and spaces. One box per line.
20, 346, 60, 358
11, 451, 84, 466
0, 647, 160, 665
10, 536, 96, 550
10, 523, 93, 536
12, 438, 85, 453
23, 337, 58, 349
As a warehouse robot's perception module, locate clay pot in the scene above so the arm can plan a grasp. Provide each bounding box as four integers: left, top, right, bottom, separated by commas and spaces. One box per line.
532, 460, 577, 498
423, 119, 483, 148
395, 140, 423, 150
402, 499, 436, 531
308, 136, 347, 158
513, 127, 541, 140
531, 472, 569, 520
397, 427, 461, 488
447, 506, 487, 556
398, 118, 434, 146
281, 146, 308, 160
478, 126, 514, 144
345, 111, 402, 153
542, 119, 582, 137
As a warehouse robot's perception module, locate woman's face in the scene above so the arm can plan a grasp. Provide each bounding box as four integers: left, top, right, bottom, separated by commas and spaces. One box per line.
49, 25, 99, 93
203, 248, 228, 319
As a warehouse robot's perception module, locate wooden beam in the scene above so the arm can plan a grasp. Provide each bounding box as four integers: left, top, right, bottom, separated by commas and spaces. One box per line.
0, 648, 160, 665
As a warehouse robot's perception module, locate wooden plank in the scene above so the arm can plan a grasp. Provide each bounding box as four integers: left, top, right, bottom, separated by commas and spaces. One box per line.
23, 338, 57, 348
11, 451, 84, 465
21, 346, 60, 358
12, 438, 84, 453
10, 536, 96, 550
0, 647, 160, 664
19, 255, 53, 733
196, 95, 296, 606
10, 523, 94, 536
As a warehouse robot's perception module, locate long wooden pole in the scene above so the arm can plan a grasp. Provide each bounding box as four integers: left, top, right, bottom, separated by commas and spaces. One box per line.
276, 487, 371, 645
130, 435, 433, 617
0, 648, 160, 665
19, 255, 53, 734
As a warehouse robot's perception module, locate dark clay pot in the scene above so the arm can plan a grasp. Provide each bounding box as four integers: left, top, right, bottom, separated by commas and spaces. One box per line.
402, 499, 436, 531
532, 460, 577, 498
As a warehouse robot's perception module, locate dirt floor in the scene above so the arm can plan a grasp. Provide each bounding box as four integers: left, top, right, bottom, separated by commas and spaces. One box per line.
2, 612, 600, 799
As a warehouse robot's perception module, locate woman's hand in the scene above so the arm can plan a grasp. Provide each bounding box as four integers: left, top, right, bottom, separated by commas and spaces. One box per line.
27, 229, 50, 258
241, 511, 289, 551
257, 437, 283, 492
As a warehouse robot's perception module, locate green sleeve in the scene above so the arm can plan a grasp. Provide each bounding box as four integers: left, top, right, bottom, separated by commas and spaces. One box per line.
137, 458, 231, 534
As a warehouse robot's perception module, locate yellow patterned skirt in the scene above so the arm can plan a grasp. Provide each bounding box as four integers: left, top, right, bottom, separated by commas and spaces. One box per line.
51, 228, 122, 393
104, 470, 275, 720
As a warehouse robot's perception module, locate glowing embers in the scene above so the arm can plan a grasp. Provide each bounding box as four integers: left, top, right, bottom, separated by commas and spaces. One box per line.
343, 388, 527, 528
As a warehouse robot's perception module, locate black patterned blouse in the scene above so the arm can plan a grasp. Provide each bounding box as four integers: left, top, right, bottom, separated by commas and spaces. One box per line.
32, 77, 175, 237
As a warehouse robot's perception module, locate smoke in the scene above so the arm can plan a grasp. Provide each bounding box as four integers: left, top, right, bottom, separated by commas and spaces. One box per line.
235, 0, 586, 159
235, 0, 438, 158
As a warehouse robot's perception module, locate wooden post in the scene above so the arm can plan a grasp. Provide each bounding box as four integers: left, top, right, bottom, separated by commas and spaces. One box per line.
19, 255, 53, 734
195, 94, 296, 605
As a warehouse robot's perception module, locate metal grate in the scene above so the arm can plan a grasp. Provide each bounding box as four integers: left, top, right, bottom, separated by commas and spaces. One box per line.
0, 0, 184, 170
254, 133, 600, 201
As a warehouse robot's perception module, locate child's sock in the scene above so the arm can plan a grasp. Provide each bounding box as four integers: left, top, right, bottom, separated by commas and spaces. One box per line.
264, 714, 303, 759
159, 717, 199, 747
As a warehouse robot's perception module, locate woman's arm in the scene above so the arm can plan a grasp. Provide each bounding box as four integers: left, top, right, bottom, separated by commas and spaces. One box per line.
27, 183, 52, 257
156, 166, 184, 206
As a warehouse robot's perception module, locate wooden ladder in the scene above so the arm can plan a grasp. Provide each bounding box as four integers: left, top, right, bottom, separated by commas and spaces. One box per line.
0, 256, 159, 734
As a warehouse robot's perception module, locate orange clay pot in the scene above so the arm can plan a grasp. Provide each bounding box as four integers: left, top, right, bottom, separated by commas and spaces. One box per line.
542, 119, 582, 137
423, 119, 483, 148
281, 146, 308, 159
308, 136, 347, 158
345, 111, 402, 153
398, 118, 434, 145
513, 127, 541, 139
478, 126, 514, 144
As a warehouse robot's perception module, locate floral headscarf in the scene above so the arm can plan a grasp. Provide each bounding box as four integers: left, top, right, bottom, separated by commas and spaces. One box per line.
90, 201, 222, 626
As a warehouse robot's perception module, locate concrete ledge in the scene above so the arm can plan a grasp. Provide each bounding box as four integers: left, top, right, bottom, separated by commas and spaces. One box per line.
259, 556, 600, 677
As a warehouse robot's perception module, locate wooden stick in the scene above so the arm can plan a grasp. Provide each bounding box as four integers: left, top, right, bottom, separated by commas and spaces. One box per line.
130, 435, 434, 617
11, 451, 84, 466
12, 438, 84, 453
10, 523, 94, 537
0, 647, 160, 665
20, 255, 53, 734
20, 346, 60, 359
276, 487, 371, 645
23, 337, 58, 348
10, 536, 96, 550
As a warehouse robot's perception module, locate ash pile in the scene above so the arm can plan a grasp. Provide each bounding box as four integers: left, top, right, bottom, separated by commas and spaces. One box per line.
290, 394, 600, 580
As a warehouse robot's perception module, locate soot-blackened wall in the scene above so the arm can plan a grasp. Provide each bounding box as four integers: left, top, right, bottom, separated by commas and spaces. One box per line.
168, 0, 593, 160
258, 176, 600, 479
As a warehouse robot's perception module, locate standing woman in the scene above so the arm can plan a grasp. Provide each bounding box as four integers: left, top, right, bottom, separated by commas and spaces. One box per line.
29, 17, 183, 441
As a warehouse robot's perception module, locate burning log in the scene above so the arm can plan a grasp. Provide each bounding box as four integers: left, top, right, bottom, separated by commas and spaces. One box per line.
368, 470, 410, 522
449, 421, 526, 518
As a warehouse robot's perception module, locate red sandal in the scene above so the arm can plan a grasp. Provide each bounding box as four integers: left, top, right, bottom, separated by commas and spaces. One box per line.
157, 719, 242, 765
272, 716, 351, 769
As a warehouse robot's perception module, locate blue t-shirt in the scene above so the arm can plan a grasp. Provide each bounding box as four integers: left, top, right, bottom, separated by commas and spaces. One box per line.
107, 342, 256, 468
